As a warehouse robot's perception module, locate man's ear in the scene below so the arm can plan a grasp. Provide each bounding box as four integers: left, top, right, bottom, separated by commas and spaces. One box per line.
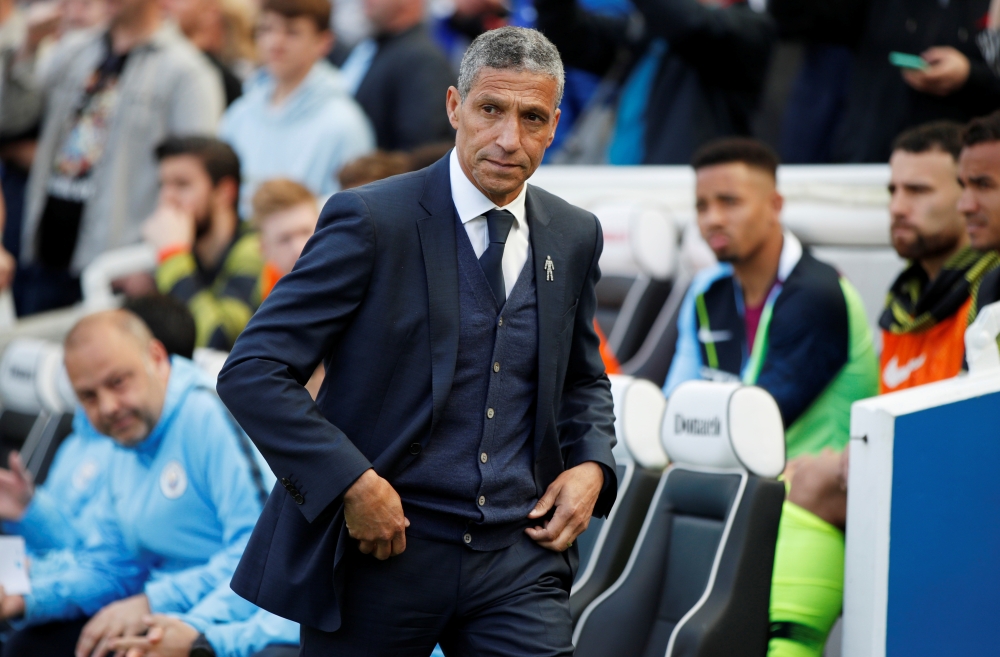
771, 189, 784, 216
546, 107, 562, 148
216, 177, 240, 215
318, 29, 334, 58
446, 86, 462, 130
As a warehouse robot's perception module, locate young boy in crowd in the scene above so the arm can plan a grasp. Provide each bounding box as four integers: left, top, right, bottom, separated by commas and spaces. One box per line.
144, 136, 264, 351
219, 0, 374, 216
251, 179, 318, 301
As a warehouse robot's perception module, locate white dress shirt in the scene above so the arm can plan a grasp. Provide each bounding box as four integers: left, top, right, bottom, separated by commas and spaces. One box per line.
449, 149, 530, 297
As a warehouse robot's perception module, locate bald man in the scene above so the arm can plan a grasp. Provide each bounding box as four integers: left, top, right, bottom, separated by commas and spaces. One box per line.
0, 310, 267, 657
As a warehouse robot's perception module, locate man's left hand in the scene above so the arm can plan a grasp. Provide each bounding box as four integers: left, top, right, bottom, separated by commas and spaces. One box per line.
902, 47, 970, 96
525, 462, 604, 552
76, 593, 151, 657
108, 614, 201, 657
0, 585, 25, 620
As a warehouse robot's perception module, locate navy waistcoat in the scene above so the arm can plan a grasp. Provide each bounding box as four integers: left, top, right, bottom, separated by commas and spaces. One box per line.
394, 213, 539, 550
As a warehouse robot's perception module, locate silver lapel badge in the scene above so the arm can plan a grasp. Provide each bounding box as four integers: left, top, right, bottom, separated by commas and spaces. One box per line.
544, 255, 555, 282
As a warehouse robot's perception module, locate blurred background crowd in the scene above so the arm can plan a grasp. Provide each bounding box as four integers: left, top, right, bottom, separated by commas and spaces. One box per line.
2, 0, 1000, 326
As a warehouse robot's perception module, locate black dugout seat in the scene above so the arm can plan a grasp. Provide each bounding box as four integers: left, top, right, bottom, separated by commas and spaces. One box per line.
570, 375, 668, 623
0, 339, 77, 484
574, 381, 786, 657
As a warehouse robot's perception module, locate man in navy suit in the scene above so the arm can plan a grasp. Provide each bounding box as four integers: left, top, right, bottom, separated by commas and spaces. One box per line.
217, 26, 617, 656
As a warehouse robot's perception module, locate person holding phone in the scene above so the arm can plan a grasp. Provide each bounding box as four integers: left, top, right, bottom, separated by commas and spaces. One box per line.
832, 0, 1000, 163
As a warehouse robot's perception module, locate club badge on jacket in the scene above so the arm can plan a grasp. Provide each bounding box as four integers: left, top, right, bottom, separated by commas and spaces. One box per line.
545, 255, 555, 282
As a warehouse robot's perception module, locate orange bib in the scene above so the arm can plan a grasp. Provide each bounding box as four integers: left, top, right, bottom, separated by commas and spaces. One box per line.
879, 297, 971, 393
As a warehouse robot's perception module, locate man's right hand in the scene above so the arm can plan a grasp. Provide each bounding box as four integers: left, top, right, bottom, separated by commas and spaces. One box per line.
343, 469, 409, 560
0, 452, 34, 521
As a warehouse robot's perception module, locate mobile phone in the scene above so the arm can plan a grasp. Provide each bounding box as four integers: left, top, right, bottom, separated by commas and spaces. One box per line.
889, 52, 929, 71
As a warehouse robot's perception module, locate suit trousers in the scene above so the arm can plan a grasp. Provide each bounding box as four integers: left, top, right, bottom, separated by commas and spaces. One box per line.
301, 533, 576, 656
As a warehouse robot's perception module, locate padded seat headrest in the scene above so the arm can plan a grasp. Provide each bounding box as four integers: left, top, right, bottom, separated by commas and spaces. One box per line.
0, 338, 76, 415
609, 374, 669, 470
193, 348, 229, 387
588, 200, 677, 280
662, 381, 785, 477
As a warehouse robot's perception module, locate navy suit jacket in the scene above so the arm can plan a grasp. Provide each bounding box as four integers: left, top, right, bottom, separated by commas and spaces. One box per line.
217, 155, 618, 631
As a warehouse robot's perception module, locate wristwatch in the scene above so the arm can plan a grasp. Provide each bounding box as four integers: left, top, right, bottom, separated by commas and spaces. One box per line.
189, 634, 217, 657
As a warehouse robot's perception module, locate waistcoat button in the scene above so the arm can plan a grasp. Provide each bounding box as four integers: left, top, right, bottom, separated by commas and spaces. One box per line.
480, 452, 488, 463
493, 362, 500, 373
478, 496, 486, 506
487, 408, 494, 419
463, 533, 472, 544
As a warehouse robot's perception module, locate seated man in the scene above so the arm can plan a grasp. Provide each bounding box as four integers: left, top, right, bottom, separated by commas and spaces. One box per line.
144, 136, 264, 351
0, 310, 265, 656
960, 111, 1000, 314
880, 121, 1000, 392
662, 138, 879, 657
664, 137, 878, 458
0, 295, 199, 556
768, 120, 1000, 657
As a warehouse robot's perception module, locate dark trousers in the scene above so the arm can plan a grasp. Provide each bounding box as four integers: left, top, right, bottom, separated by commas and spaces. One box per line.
302, 534, 575, 657
252, 646, 300, 657
3, 618, 88, 657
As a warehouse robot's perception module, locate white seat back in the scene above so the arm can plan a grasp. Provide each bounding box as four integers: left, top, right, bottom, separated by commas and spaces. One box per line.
609, 374, 669, 470
0, 338, 76, 415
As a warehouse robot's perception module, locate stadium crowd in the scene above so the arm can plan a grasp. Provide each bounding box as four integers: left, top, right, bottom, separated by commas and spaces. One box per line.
0, 0, 998, 655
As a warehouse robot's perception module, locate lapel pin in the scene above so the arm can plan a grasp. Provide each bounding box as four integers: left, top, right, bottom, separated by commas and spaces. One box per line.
544, 255, 555, 282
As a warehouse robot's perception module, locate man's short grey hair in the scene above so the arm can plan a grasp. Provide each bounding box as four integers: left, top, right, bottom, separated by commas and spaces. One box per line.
458, 27, 565, 107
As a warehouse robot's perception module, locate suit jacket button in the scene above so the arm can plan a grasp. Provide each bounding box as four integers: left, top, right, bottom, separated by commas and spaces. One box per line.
463, 533, 472, 544
409, 442, 421, 455
293, 494, 305, 505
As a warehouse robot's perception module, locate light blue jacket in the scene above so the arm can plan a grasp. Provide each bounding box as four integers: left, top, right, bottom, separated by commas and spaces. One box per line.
181, 586, 298, 657
219, 61, 375, 217
3, 415, 114, 554
23, 357, 265, 625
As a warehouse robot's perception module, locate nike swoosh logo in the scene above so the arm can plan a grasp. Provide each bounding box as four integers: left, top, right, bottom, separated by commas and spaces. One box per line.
698, 328, 733, 343
882, 354, 927, 389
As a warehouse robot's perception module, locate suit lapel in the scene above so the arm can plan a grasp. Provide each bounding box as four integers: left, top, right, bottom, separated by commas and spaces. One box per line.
527, 186, 567, 453
417, 157, 460, 432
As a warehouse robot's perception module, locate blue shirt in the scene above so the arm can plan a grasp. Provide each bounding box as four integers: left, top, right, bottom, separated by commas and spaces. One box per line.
219, 61, 375, 217
23, 357, 264, 624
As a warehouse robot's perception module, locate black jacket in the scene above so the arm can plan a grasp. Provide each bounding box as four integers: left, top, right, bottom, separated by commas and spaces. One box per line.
833, 0, 1000, 163
218, 156, 617, 631
355, 25, 456, 151
537, 0, 776, 164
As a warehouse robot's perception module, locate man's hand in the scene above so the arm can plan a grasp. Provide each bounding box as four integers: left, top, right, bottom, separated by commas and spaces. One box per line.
0, 245, 15, 290
0, 452, 35, 521
22, 1, 61, 58
343, 469, 409, 560
525, 462, 604, 552
0, 586, 26, 620
142, 205, 195, 255
902, 47, 970, 96
76, 594, 151, 657
108, 615, 200, 657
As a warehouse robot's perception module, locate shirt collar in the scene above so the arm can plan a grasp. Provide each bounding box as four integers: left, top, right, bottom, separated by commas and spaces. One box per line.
449, 148, 528, 228
777, 231, 803, 282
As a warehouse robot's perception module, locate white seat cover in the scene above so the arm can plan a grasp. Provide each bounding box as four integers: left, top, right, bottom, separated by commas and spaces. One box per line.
609, 374, 669, 470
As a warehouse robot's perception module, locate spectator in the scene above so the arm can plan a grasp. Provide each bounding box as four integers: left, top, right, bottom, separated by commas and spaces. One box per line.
163, 0, 256, 107
338, 0, 456, 151
767, 0, 867, 163
250, 178, 318, 301
664, 138, 878, 455
219, 0, 374, 216
0, 0, 223, 316
881, 121, 1000, 392
960, 111, 1000, 312
537, 0, 777, 164
833, 0, 1000, 163
143, 136, 264, 352
0, 310, 264, 656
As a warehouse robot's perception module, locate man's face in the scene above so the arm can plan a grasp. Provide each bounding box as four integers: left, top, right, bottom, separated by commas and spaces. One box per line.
158, 155, 214, 236
64, 331, 170, 446
447, 68, 560, 204
257, 12, 331, 82
259, 202, 318, 276
888, 149, 965, 261
695, 162, 782, 263
958, 141, 1000, 251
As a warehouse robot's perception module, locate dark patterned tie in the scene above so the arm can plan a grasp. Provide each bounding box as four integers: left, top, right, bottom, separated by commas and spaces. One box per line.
479, 209, 515, 307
